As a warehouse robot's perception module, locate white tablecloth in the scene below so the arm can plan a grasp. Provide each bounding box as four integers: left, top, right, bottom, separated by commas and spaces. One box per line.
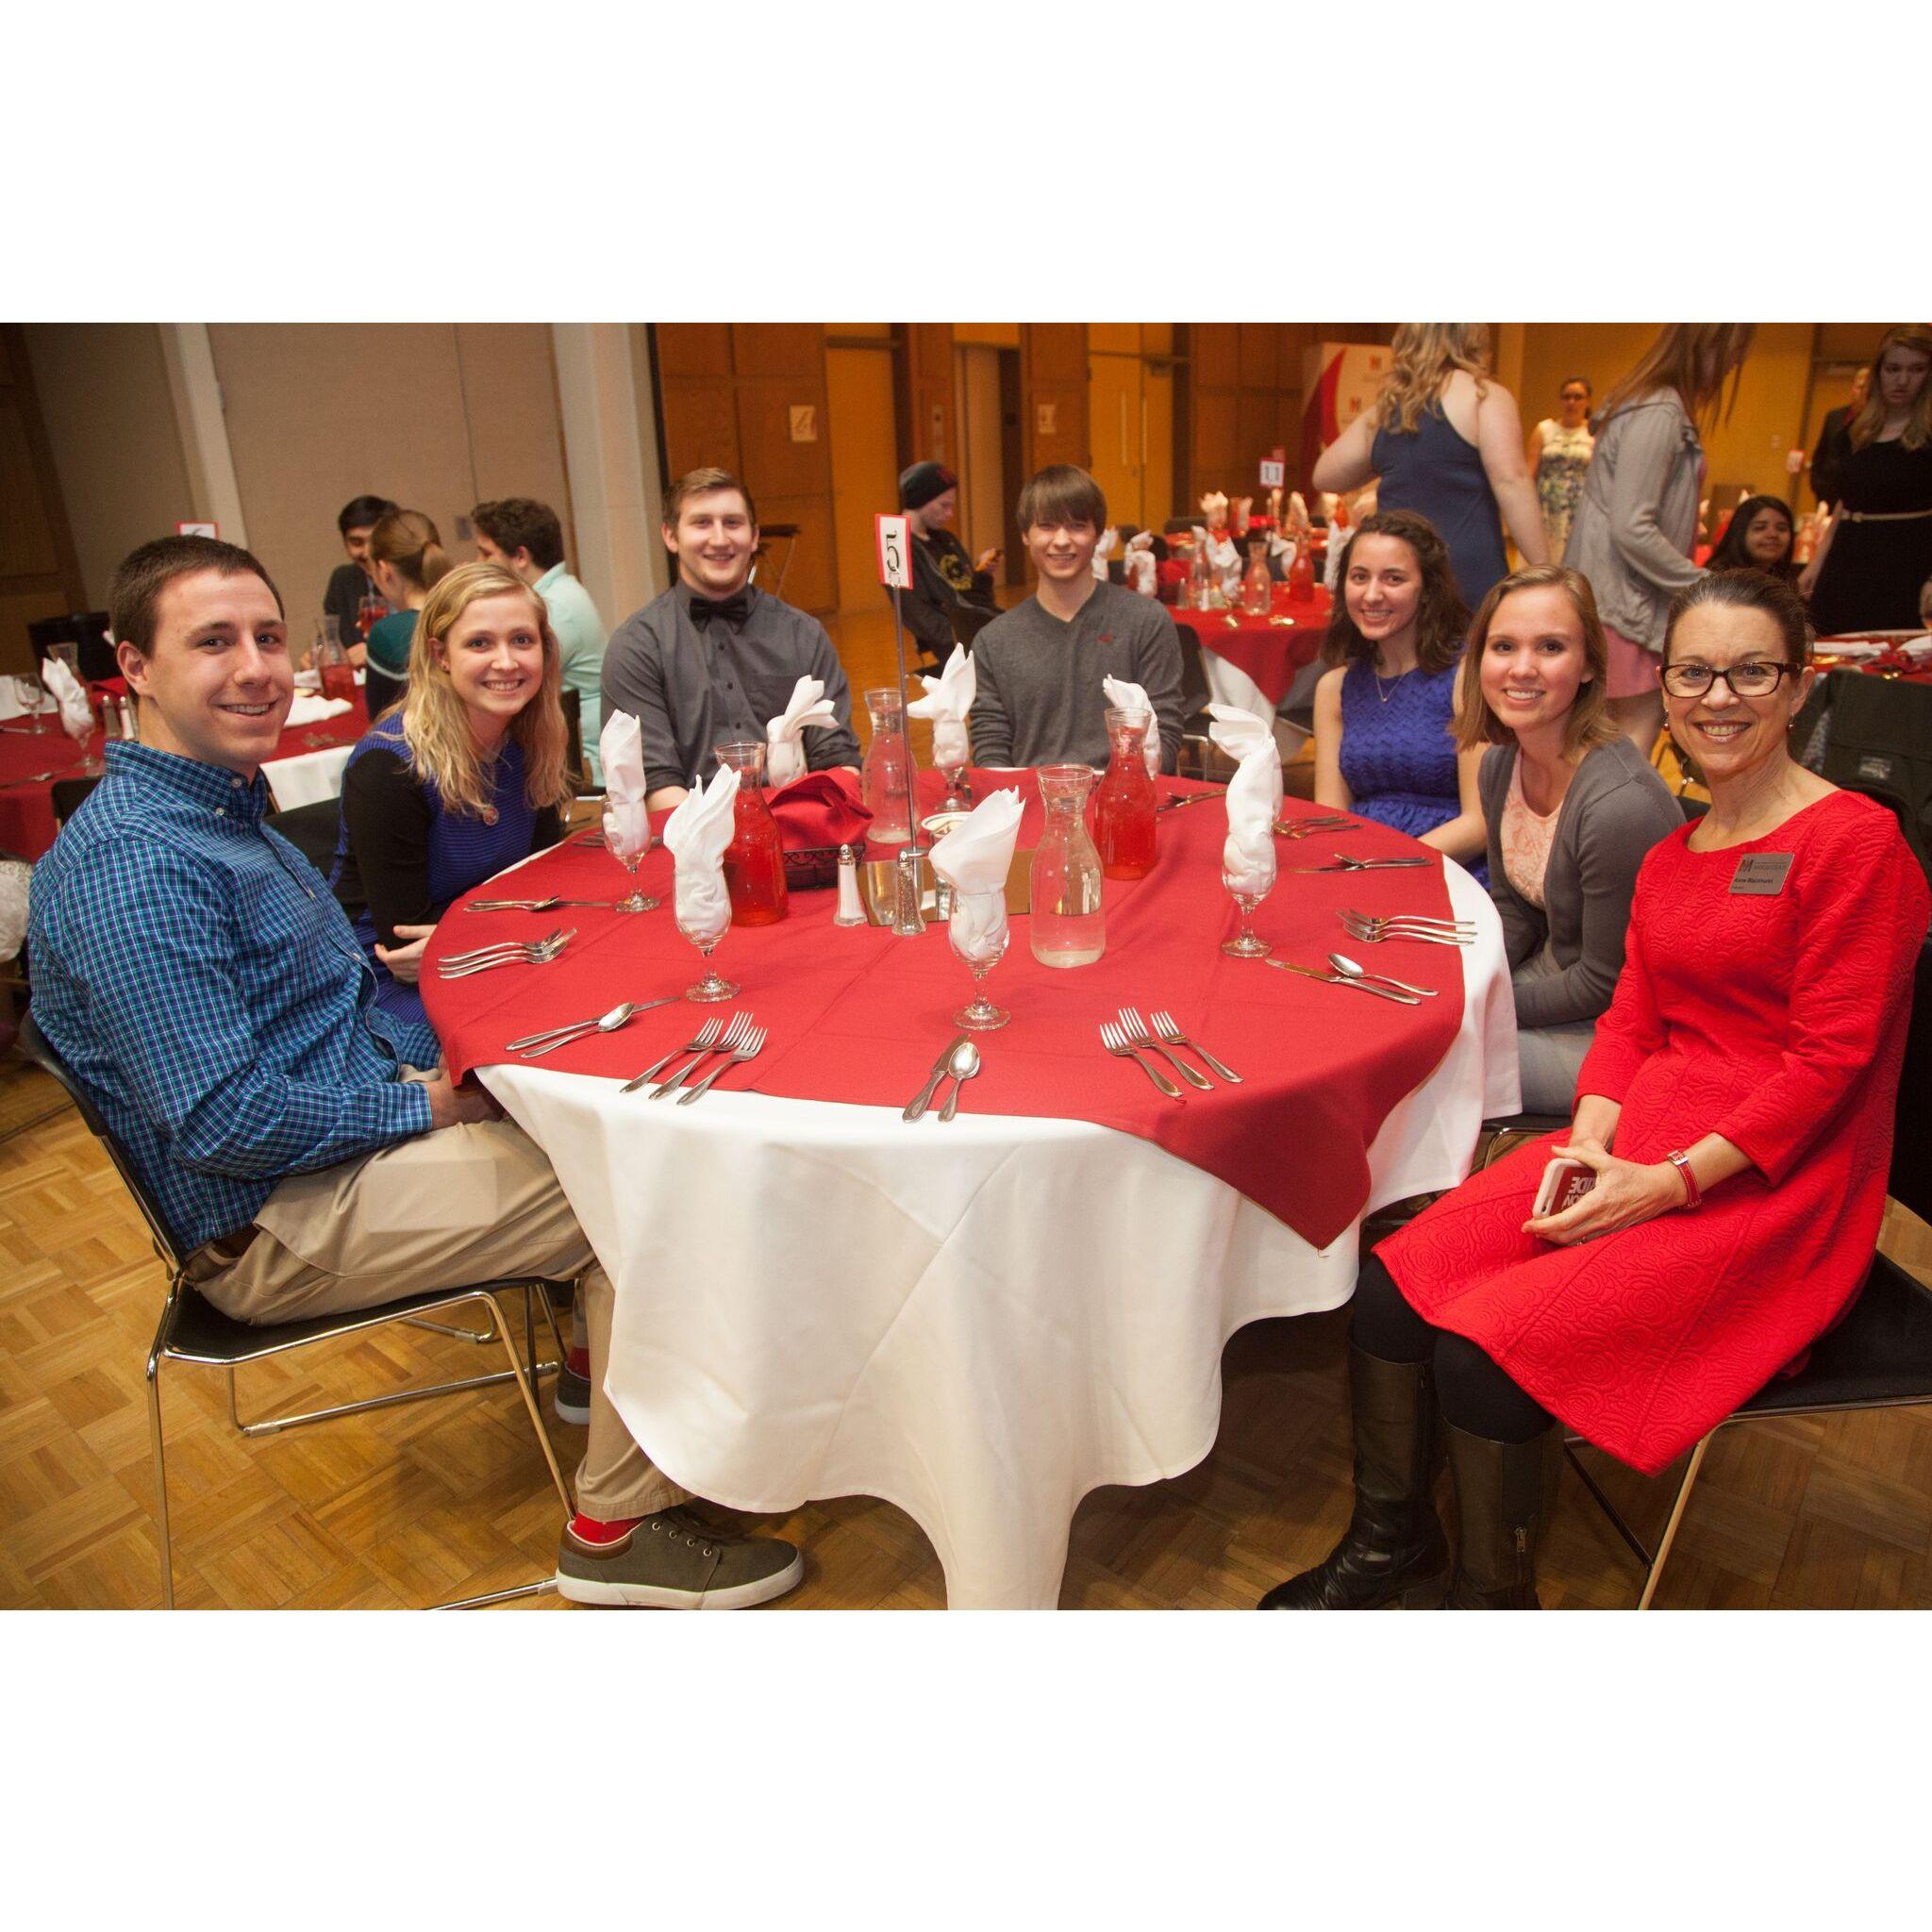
481, 862, 1518, 1607
262, 741, 356, 811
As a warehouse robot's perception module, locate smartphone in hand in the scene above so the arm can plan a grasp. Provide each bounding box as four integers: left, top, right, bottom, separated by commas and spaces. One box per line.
1532, 1157, 1597, 1219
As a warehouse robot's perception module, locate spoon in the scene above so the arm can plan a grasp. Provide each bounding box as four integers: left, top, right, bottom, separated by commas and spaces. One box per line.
1328, 952, 1438, 999
938, 1040, 981, 1121
518, 1002, 641, 1058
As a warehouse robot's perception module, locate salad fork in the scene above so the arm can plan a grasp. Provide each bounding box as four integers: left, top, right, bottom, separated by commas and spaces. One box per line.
1099, 1020, 1182, 1099
1339, 910, 1473, 948
441, 926, 571, 968
622, 1017, 723, 1094
676, 1025, 767, 1105
649, 1012, 754, 1098
1150, 1010, 1241, 1084
1118, 1007, 1210, 1091
436, 929, 575, 976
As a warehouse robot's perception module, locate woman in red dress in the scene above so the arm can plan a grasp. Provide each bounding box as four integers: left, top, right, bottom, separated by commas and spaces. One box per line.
1262, 569, 1929, 1609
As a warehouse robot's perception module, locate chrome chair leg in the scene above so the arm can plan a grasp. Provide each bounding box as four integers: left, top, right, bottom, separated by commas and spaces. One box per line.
146, 1336, 175, 1610
404, 1314, 500, 1345
1637, 1433, 1711, 1610
481, 1287, 574, 1518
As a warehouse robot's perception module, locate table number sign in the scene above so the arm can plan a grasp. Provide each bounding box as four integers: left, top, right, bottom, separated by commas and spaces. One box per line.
1258, 458, 1285, 489
875, 514, 912, 590
176, 520, 219, 539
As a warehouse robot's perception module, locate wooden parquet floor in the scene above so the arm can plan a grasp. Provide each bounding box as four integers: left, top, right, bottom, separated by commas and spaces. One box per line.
4, 1039, 1929, 1611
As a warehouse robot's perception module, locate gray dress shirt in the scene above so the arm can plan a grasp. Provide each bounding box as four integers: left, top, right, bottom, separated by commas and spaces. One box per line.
600, 582, 861, 795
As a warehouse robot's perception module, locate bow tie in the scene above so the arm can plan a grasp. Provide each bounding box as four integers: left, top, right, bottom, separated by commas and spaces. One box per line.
689, 592, 750, 632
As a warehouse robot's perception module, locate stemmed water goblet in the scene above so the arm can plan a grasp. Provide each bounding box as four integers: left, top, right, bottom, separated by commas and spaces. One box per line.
602, 813, 658, 913
949, 890, 1010, 1031
1220, 866, 1274, 958
677, 903, 738, 1003
9, 675, 49, 734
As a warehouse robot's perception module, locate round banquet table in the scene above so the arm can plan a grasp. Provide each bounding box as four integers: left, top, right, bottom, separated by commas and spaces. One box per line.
1811, 632, 1932, 686
1169, 585, 1332, 715
0, 686, 368, 858
421, 772, 1518, 1607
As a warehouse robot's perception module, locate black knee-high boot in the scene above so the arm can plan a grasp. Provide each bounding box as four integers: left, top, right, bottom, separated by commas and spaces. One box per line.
1442, 1420, 1561, 1609
1258, 1345, 1451, 1610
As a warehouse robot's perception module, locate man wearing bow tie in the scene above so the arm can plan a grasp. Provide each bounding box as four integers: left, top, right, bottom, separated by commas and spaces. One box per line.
602, 467, 860, 808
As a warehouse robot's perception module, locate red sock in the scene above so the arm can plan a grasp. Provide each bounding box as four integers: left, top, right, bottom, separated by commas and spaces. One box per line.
570, 1512, 641, 1547
566, 1345, 591, 1376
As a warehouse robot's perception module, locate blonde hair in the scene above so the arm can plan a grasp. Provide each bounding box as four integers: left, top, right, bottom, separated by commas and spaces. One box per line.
1596, 325, 1755, 433
1849, 324, 1932, 454
367, 508, 454, 597
400, 562, 575, 820
1456, 565, 1621, 756
1374, 325, 1491, 435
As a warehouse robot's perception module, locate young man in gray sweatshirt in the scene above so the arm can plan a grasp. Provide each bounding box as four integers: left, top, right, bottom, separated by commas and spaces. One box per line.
968, 465, 1185, 772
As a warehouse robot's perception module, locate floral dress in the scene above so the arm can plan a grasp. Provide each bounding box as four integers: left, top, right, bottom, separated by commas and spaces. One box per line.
1534, 419, 1594, 561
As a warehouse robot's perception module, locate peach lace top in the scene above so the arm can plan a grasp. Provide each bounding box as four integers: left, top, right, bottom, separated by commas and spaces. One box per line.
1500, 758, 1560, 909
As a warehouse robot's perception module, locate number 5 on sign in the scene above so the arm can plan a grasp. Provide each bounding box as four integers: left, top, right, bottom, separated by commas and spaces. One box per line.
875, 514, 912, 589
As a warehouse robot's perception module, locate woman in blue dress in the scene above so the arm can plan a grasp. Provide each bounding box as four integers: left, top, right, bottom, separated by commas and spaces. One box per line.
1311, 509, 1488, 882
329, 560, 576, 1064
1311, 324, 1549, 609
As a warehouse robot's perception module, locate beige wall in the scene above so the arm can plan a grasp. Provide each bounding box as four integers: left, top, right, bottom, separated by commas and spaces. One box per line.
24, 324, 192, 608
205, 325, 572, 633
1518, 324, 1817, 501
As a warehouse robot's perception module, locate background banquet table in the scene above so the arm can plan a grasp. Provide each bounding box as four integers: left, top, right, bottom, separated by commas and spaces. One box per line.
422, 774, 1518, 1607
1169, 585, 1332, 715
0, 686, 368, 857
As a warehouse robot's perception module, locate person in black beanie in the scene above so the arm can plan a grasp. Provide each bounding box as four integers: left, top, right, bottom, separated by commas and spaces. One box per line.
897, 461, 1001, 666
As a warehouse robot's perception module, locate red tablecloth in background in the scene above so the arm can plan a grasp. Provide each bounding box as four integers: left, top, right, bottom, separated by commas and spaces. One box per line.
1171, 585, 1333, 705
422, 771, 1466, 1251
0, 690, 369, 859
1814, 635, 1932, 686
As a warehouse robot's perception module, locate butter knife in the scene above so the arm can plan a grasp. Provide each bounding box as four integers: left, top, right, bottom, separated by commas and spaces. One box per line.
1264, 960, 1421, 1005
903, 1034, 969, 1122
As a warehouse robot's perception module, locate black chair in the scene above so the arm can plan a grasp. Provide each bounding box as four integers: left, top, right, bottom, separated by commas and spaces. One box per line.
29, 612, 115, 683
1170, 619, 1222, 780
264, 798, 341, 874
50, 775, 101, 827
17, 1009, 576, 1609
560, 687, 584, 789
1822, 670, 1932, 890
1576, 938, 1932, 1607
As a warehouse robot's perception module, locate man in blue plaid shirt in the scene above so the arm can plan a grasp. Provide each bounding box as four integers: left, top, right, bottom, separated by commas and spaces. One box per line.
26, 536, 800, 1609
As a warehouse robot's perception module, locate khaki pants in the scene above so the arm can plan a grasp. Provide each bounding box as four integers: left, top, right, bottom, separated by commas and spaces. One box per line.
186, 1118, 686, 1522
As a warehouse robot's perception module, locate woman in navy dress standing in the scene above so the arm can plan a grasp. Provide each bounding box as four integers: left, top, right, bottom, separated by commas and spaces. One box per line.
1311, 510, 1488, 881
329, 560, 576, 1066
1312, 324, 1549, 608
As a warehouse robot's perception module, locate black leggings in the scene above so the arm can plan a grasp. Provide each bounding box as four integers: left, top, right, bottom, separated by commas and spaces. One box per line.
1350, 1255, 1555, 1444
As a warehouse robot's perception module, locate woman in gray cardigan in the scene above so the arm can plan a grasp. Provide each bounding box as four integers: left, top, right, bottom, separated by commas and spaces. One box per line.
1564, 325, 1755, 754
1457, 565, 1683, 1112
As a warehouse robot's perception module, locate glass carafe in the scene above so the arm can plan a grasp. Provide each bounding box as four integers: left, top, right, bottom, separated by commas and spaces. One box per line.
860, 686, 913, 843
714, 741, 788, 925
313, 617, 357, 704
1092, 708, 1158, 881
1288, 540, 1316, 601
1030, 763, 1106, 967
1187, 537, 1209, 610
1241, 549, 1272, 615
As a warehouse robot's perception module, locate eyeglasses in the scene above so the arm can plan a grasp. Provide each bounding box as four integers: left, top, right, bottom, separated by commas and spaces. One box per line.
1659, 659, 1797, 699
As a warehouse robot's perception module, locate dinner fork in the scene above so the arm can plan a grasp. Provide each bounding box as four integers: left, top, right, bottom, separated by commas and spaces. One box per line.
622, 1017, 723, 1094
435, 930, 575, 976
1118, 1007, 1211, 1091
1270, 814, 1357, 839
676, 1025, 766, 1106
441, 926, 570, 968
1099, 1020, 1182, 1099
649, 1012, 754, 1098
1339, 911, 1473, 949
1150, 1010, 1241, 1085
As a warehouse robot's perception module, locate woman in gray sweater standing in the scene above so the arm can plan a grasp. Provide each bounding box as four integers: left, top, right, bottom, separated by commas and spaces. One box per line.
1564, 325, 1755, 753
1457, 565, 1683, 1112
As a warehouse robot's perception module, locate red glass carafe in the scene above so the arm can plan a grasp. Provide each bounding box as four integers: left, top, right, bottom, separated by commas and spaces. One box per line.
715, 741, 789, 925
1092, 708, 1158, 880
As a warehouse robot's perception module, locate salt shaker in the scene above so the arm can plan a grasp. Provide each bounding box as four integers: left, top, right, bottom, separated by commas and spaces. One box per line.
832, 842, 866, 926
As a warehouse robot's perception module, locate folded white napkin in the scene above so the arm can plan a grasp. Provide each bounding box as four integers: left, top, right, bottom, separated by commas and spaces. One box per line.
1207, 703, 1278, 794
1900, 635, 1932, 663
1222, 734, 1282, 897
765, 674, 839, 788
928, 785, 1022, 963
41, 657, 92, 738
1815, 638, 1887, 659
284, 693, 353, 727
662, 762, 740, 941
1102, 675, 1161, 776
1124, 531, 1158, 597
908, 645, 977, 772
1091, 525, 1119, 581
1205, 529, 1241, 591
600, 709, 652, 856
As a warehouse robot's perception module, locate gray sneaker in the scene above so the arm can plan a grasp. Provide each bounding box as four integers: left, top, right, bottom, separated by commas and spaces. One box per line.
556, 1507, 804, 1609
553, 1359, 591, 1425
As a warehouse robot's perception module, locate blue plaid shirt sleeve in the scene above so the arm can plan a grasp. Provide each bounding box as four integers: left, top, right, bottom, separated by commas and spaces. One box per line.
58, 841, 432, 1180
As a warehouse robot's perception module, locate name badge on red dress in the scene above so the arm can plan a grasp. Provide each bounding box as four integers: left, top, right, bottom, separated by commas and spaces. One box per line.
1730, 853, 1793, 894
